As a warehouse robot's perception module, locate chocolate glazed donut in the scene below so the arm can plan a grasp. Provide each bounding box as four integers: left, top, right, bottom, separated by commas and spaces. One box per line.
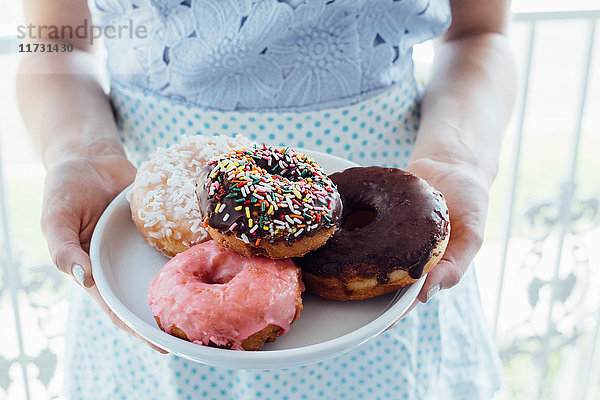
294, 166, 450, 301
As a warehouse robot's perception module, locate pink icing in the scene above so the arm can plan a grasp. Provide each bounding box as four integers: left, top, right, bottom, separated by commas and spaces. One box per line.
147, 241, 303, 350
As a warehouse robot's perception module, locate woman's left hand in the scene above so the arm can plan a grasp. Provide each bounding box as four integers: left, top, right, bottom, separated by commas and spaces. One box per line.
405, 157, 491, 303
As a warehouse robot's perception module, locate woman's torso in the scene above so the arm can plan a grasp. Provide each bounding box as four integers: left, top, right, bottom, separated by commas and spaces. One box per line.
67, 2, 502, 399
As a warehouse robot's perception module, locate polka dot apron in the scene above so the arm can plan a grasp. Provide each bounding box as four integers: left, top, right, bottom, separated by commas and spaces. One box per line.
65, 80, 502, 400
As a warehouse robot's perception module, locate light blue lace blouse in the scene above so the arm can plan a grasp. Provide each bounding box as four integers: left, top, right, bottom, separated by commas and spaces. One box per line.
90, 0, 450, 111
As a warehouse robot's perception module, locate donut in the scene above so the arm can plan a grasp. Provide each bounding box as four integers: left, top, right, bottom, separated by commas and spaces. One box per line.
147, 240, 303, 351
196, 145, 342, 259
128, 134, 254, 257
294, 166, 450, 301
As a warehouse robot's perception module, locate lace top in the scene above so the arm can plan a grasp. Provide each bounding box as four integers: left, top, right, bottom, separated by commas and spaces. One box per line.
90, 0, 450, 111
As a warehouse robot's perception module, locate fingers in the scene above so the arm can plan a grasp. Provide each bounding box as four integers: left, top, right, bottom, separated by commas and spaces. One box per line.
417, 259, 463, 303
42, 206, 96, 288
47, 220, 168, 354
44, 208, 167, 354
417, 223, 482, 303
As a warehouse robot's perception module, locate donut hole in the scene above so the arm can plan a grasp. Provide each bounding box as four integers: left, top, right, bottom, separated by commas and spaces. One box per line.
193, 271, 235, 285
342, 209, 377, 231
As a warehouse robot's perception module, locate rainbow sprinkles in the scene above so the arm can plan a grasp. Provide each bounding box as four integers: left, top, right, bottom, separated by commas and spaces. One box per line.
200, 144, 342, 245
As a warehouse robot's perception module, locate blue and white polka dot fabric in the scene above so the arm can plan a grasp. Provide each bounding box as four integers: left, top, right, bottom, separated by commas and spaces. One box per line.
110, 80, 420, 169
66, 268, 500, 399
65, 80, 502, 399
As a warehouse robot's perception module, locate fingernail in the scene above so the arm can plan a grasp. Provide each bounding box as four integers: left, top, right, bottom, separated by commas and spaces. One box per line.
426, 284, 441, 302
72, 264, 86, 287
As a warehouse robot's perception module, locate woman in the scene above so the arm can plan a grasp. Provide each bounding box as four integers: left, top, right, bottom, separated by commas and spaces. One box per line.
18, 0, 515, 398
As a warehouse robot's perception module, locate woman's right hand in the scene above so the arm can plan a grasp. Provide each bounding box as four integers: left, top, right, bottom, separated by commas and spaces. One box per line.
41, 154, 167, 353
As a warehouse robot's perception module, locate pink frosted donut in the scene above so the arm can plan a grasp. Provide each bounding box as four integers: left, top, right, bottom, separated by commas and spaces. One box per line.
147, 240, 303, 351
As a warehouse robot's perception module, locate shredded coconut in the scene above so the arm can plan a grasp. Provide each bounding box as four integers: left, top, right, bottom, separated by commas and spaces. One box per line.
130, 135, 255, 251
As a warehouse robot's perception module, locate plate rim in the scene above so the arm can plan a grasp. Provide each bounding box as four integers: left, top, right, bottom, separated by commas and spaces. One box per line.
90, 149, 425, 369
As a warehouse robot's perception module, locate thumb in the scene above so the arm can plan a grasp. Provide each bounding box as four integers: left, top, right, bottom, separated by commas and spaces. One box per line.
417, 259, 463, 303
417, 221, 483, 303
42, 210, 95, 288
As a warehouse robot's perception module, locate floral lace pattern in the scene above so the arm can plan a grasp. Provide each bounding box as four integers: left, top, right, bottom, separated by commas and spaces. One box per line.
90, 0, 450, 111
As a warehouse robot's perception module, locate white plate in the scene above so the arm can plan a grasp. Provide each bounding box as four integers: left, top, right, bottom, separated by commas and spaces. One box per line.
90, 149, 425, 369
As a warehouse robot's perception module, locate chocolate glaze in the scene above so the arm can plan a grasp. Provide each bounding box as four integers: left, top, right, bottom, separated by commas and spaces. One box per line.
294, 166, 449, 282
196, 148, 342, 245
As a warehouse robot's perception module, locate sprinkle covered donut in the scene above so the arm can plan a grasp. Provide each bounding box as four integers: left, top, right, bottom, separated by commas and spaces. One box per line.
196, 145, 342, 259
128, 135, 255, 257
148, 240, 303, 351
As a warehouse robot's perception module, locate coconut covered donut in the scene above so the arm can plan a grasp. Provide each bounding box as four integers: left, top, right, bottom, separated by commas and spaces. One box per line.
147, 240, 303, 351
196, 145, 342, 259
128, 135, 254, 257
294, 166, 450, 301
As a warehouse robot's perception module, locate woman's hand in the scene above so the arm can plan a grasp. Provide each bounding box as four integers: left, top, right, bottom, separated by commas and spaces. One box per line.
406, 157, 491, 303
41, 154, 167, 353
